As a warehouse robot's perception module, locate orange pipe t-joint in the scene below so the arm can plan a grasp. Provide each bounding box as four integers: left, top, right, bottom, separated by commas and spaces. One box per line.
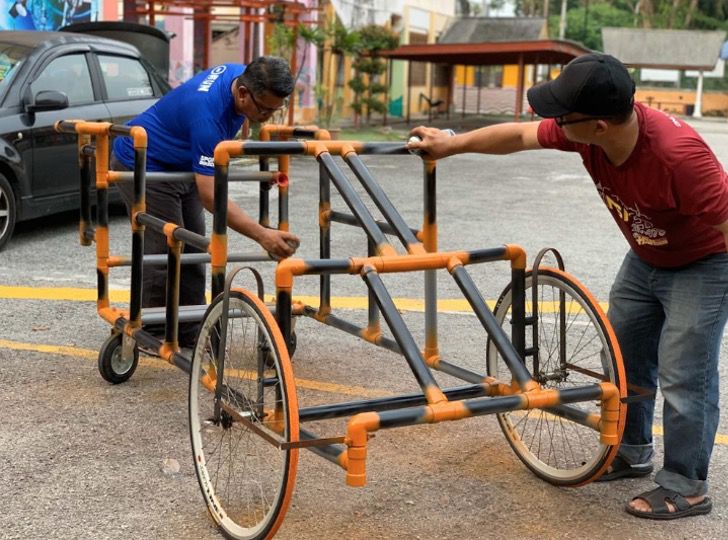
522, 388, 561, 409
275, 258, 304, 290
360, 324, 382, 344
424, 400, 470, 423
163, 223, 178, 248
160, 342, 180, 363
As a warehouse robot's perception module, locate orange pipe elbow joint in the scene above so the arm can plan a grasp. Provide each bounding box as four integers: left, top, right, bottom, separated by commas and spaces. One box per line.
129, 126, 148, 149
504, 244, 527, 270
345, 412, 379, 487
214, 140, 242, 166
599, 383, 621, 445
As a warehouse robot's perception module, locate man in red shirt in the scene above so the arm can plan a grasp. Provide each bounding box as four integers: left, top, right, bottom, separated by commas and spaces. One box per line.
409, 53, 728, 520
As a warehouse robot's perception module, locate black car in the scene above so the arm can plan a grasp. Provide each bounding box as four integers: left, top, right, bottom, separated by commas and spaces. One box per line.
0, 31, 170, 250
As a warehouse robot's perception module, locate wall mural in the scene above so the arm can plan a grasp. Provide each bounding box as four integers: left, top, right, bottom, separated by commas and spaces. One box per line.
1, 0, 99, 31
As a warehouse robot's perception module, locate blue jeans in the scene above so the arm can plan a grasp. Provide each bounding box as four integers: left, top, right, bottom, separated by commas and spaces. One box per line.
608, 250, 728, 496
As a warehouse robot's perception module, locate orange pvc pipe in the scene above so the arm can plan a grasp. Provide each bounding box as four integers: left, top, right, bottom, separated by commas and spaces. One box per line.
209, 232, 228, 274
276, 248, 520, 289
521, 388, 562, 410
74, 120, 113, 135
95, 134, 109, 190
350, 251, 471, 274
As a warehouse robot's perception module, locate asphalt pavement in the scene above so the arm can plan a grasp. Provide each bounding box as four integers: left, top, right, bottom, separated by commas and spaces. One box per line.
2, 114, 728, 539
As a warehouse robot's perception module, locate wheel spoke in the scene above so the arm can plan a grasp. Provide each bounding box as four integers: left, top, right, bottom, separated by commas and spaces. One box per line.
189, 290, 298, 540
487, 269, 625, 485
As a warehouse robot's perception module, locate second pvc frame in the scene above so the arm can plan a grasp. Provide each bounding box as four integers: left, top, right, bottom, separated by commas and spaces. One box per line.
56, 120, 290, 372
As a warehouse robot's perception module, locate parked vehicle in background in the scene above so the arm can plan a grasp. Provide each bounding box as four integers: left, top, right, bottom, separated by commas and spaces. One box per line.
0, 31, 170, 251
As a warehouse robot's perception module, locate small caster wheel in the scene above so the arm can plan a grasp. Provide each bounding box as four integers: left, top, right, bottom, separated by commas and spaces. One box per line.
98, 332, 139, 384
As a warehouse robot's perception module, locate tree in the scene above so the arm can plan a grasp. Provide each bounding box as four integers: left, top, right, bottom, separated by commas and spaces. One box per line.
548, 2, 633, 49
346, 24, 399, 126
540, 1, 727, 48
266, 21, 326, 125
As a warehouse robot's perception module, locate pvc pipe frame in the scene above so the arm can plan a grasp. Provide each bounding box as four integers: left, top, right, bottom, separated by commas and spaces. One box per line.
57, 121, 622, 489
230, 129, 618, 487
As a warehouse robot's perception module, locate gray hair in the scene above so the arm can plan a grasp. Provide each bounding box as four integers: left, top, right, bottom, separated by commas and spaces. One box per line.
237, 56, 294, 98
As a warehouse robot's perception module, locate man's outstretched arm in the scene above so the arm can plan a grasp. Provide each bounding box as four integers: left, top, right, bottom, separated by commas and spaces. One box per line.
408, 121, 544, 160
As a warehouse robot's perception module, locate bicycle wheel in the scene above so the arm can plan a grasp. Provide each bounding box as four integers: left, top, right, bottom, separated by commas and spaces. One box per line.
189, 288, 299, 540
486, 267, 626, 486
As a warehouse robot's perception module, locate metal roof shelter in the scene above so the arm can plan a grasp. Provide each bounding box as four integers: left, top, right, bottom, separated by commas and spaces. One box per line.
602, 27, 725, 71
602, 27, 727, 117
381, 17, 592, 121
439, 16, 547, 44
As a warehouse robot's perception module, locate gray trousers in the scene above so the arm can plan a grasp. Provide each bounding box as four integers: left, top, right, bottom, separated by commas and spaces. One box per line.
111, 153, 205, 347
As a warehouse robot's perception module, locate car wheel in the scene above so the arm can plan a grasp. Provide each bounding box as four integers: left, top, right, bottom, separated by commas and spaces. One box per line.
0, 174, 17, 251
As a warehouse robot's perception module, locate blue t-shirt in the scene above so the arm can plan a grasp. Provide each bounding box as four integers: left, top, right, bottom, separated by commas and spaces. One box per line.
113, 64, 247, 176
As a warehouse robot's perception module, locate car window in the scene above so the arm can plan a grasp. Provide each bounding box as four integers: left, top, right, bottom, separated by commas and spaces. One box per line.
0, 44, 31, 101
98, 55, 154, 100
30, 54, 94, 105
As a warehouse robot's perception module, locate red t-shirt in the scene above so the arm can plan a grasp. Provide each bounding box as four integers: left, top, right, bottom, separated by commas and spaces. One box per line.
537, 102, 728, 267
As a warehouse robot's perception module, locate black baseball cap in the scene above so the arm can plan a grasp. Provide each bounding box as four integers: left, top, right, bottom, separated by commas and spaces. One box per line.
527, 53, 635, 118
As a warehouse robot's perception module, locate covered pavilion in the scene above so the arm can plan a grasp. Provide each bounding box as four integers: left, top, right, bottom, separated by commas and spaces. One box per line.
381, 17, 592, 123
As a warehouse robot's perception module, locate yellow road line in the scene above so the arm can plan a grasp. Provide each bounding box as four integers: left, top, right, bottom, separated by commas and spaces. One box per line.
0, 339, 391, 400
2, 338, 726, 446
0, 285, 610, 313
0, 339, 98, 360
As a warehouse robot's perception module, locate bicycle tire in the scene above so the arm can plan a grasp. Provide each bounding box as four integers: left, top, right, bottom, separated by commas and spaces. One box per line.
487, 267, 626, 486
189, 288, 299, 540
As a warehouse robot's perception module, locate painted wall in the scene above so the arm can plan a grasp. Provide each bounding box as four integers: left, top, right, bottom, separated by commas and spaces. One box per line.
391, 0, 456, 117
1, 0, 100, 31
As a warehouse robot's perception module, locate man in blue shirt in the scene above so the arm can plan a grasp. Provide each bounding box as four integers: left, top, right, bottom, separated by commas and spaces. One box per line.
112, 56, 299, 348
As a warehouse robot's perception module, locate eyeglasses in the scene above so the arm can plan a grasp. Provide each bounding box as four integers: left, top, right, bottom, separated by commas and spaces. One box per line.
555, 115, 613, 127
242, 85, 287, 115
